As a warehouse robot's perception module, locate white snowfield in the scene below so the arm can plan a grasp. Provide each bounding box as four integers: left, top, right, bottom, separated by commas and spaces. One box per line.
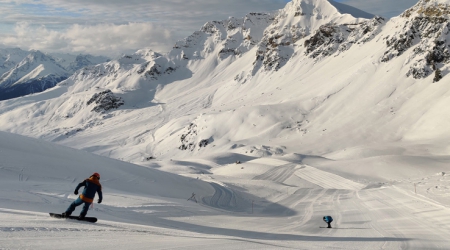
2, 131, 450, 250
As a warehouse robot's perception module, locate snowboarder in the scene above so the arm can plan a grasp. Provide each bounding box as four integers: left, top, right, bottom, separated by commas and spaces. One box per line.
323, 215, 333, 228
62, 172, 103, 219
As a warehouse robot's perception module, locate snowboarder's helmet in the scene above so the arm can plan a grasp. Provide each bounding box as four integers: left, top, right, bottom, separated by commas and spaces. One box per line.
92, 172, 100, 179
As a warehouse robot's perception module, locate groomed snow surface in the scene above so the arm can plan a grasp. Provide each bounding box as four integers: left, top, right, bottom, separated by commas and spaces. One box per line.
2, 131, 450, 250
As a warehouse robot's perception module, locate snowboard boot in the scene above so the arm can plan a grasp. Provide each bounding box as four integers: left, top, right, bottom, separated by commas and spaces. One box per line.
61, 212, 71, 218
78, 214, 86, 220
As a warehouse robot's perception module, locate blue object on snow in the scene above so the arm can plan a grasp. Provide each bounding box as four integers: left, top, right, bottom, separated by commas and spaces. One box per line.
323, 216, 333, 223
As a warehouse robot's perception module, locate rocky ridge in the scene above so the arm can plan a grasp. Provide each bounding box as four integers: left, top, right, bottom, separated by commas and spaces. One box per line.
251, 0, 376, 73
382, 0, 450, 81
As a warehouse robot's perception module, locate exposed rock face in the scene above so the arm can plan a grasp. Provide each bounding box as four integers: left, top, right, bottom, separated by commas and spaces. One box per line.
171, 12, 274, 63
76, 51, 176, 83
178, 122, 212, 151
304, 16, 385, 59
252, 0, 378, 72
87, 90, 124, 113
402, 0, 450, 18
179, 123, 198, 151
382, 0, 450, 81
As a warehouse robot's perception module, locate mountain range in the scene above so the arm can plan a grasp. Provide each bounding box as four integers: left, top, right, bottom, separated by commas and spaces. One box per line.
0, 48, 109, 100
0, 0, 449, 171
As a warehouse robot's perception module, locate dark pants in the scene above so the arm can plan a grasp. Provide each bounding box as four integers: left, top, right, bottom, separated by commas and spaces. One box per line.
327, 222, 332, 228
65, 197, 91, 217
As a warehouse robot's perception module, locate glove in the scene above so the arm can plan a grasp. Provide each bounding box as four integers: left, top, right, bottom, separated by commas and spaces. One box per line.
74, 190, 78, 195
98, 199, 102, 204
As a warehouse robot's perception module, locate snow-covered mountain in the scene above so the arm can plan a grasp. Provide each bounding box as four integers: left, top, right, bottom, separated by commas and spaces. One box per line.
0, 48, 109, 100
0, 0, 450, 167
51, 52, 110, 73
0, 48, 30, 76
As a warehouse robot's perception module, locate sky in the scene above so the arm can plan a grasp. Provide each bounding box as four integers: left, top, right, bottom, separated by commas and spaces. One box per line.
0, 0, 419, 57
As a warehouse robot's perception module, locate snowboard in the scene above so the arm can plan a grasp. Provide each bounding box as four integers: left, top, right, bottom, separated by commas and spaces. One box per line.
49, 213, 97, 223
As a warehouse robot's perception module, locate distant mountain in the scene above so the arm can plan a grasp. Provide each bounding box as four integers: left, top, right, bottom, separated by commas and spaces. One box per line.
1, 0, 450, 166
0, 48, 30, 76
50, 52, 110, 73
0, 48, 109, 100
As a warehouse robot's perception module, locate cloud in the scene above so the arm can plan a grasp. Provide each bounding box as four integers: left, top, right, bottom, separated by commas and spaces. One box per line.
0, 22, 174, 56
0, 0, 287, 56
338, 0, 418, 18
7, 0, 287, 31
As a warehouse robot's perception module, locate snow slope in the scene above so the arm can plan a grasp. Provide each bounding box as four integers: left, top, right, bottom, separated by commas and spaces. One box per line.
2, 131, 450, 249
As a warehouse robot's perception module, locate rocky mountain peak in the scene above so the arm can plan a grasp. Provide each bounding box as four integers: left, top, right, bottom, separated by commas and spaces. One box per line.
286, 0, 374, 19
402, 0, 450, 18
25, 50, 49, 63
249, 0, 379, 73
383, 0, 450, 81
169, 12, 274, 65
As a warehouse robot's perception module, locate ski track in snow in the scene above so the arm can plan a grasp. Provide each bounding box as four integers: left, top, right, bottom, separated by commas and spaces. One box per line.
294, 165, 366, 190
252, 163, 298, 183
203, 182, 237, 210
251, 160, 365, 191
